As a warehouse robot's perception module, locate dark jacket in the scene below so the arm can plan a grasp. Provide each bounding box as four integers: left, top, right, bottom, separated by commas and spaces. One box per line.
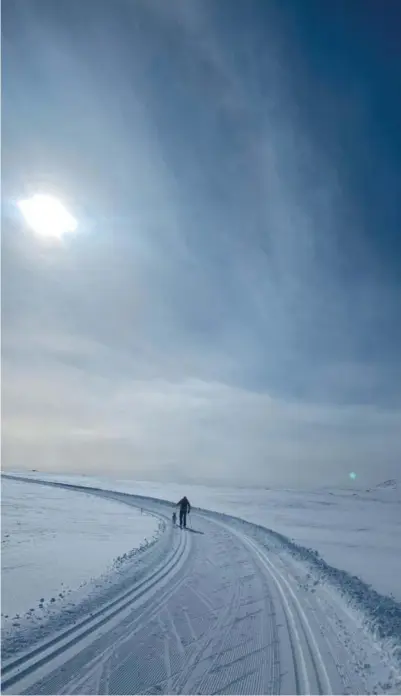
177, 496, 191, 513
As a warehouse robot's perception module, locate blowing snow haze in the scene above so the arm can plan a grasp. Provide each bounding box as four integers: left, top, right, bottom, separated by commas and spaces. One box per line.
2, 0, 401, 487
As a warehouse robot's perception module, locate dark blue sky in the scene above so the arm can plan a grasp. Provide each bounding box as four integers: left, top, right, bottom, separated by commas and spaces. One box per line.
2, 0, 400, 485
274, 0, 401, 259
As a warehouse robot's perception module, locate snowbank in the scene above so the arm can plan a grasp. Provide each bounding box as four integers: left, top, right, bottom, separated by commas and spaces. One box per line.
1, 477, 161, 629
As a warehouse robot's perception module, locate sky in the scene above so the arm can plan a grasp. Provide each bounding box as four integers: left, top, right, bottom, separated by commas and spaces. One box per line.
2, 0, 401, 488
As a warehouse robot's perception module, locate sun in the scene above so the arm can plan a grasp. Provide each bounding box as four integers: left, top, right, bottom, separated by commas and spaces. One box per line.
18, 194, 77, 240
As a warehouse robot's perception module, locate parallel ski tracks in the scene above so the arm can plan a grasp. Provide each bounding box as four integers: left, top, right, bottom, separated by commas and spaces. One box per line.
2, 477, 374, 695
1, 504, 191, 694
212, 516, 333, 695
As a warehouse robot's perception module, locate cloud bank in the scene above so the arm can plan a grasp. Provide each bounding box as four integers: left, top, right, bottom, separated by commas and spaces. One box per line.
2, 0, 400, 486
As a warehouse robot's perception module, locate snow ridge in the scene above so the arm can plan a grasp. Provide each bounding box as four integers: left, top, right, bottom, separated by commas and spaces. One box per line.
202, 508, 401, 663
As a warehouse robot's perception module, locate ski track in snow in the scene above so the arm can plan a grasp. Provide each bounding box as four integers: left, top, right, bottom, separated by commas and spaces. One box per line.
1, 477, 401, 695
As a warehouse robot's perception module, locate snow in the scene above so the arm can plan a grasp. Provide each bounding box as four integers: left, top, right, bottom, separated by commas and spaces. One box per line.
9, 471, 400, 601
1, 477, 160, 628
192, 483, 401, 603
129, 481, 401, 601
1, 473, 400, 695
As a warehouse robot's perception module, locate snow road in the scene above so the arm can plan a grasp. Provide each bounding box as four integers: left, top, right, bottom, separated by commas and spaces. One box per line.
2, 480, 400, 695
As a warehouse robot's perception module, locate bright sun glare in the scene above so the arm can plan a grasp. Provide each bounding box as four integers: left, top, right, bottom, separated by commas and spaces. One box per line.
18, 194, 77, 240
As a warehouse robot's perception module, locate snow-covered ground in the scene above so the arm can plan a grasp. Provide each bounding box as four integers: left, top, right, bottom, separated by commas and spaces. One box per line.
127, 479, 401, 601
11, 471, 400, 602
2, 473, 401, 695
1, 477, 161, 629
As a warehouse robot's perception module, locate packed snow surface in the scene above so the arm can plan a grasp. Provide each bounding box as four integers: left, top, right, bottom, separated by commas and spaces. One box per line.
1, 474, 401, 696
1, 473, 401, 695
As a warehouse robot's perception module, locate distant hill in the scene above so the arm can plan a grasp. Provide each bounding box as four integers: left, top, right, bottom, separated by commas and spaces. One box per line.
375, 479, 397, 490
364, 479, 398, 494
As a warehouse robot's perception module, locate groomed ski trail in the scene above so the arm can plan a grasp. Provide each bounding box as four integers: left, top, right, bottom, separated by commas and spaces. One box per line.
1, 478, 400, 695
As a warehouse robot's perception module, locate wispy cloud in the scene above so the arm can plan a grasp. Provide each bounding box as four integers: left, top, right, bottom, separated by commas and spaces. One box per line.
2, 0, 400, 486
3, 348, 400, 486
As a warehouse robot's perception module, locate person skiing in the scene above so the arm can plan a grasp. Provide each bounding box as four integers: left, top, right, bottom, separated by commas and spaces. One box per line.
176, 496, 191, 529
172, 511, 177, 525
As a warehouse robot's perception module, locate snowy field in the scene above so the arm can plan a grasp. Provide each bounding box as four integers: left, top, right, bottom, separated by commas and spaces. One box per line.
1, 478, 161, 629
5, 471, 400, 602
2, 472, 401, 695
